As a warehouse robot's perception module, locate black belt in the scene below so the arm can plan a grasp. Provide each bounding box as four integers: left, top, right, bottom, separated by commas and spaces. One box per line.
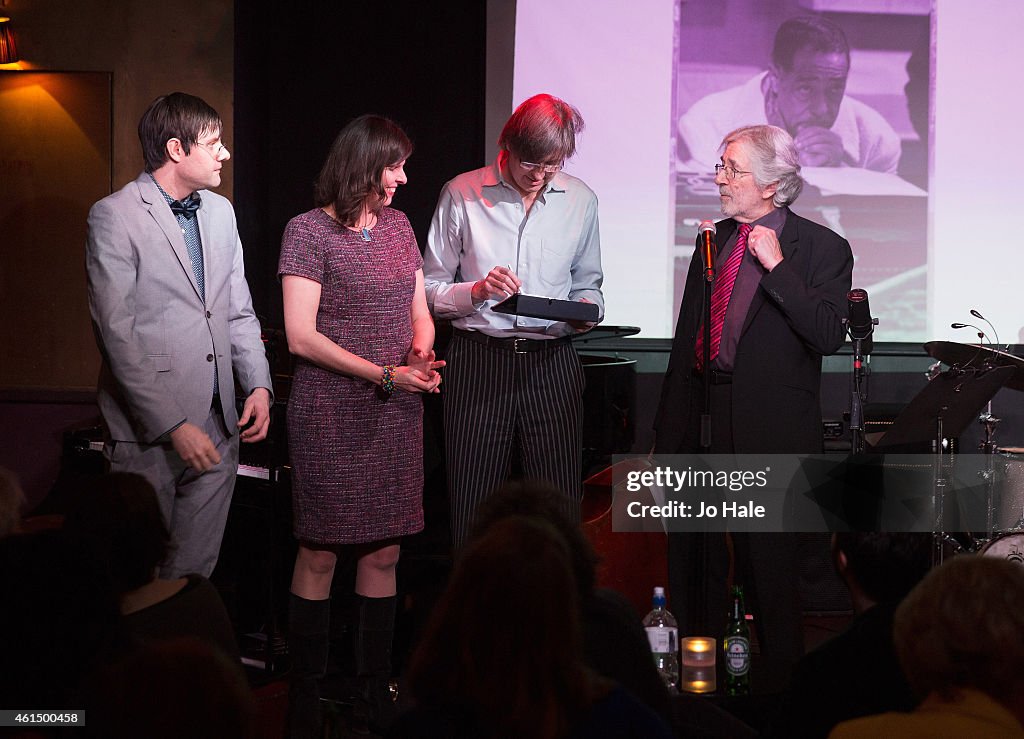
454, 328, 570, 355
694, 368, 733, 385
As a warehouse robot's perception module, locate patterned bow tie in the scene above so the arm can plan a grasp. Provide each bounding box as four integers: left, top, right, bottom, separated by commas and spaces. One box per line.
169, 192, 201, 219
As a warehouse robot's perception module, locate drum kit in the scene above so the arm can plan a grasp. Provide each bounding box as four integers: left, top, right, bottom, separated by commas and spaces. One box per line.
919, 340, 1024, 565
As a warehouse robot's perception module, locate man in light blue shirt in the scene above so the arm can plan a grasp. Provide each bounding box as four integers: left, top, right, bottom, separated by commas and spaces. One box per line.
424, 93, 604, 547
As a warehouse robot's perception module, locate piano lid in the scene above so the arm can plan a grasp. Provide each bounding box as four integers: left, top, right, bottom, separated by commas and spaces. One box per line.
571, 325, 641, 344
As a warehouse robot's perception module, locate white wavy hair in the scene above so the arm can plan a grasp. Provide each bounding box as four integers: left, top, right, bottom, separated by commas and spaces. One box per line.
720, 125, 803, 207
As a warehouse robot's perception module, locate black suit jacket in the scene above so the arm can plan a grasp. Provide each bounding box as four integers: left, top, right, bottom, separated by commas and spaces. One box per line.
654, 208, 853, 454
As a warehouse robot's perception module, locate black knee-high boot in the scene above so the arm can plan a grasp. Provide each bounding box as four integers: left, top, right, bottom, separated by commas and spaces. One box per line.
288, 593, 330, 739
352, 594, 398, 734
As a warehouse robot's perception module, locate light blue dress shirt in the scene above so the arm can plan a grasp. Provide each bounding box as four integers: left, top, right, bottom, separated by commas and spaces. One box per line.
424, 157, 604, 338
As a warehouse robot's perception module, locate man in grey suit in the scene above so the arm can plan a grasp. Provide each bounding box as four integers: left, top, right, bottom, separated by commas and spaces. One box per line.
86, 92, 272, 578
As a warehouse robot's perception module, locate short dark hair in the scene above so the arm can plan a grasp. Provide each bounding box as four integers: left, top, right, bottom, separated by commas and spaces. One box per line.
138, 93, 222, 173
63, 472, 171, 592
834, 532, 932, 604
498, 93, 585, 163
771, 16, 850, 72
314, 115, 413, 227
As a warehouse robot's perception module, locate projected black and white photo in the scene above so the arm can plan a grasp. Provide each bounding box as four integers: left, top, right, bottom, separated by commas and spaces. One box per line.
672, 2, 931, 341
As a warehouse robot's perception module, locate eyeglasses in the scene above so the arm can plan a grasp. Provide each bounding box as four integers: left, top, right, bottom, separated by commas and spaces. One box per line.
519, 159, 562, 174
194, 139, 228, 159
715, 164, 751, 181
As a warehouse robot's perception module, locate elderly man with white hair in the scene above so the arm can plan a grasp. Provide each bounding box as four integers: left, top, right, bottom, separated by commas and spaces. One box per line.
655, 124, 854, 666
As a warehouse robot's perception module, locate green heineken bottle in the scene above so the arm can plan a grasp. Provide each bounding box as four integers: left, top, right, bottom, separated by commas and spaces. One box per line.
723, 585, 751, 695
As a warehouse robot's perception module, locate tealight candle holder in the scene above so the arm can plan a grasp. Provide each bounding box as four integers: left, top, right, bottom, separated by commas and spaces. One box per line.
681, 636, 716, 667
680, 665, 716, 694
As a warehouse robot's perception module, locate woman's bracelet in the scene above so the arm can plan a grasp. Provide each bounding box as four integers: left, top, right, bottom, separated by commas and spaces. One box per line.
380, 365, 397, 394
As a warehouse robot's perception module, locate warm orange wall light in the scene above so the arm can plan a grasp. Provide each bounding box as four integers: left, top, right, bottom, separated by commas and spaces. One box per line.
0, 17, 19, 64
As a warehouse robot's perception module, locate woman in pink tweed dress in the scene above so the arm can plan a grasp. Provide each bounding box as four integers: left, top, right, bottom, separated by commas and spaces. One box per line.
278, 115, 442, 737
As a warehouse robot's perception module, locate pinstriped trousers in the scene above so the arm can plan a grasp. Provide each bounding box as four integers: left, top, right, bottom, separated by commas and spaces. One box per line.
443, 332, 584, 548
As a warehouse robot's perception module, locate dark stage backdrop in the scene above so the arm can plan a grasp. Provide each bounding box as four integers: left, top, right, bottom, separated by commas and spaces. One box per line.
234, 1, 489, 329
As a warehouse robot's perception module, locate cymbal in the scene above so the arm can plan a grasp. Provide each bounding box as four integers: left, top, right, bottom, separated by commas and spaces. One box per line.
924, 341, 1024, 391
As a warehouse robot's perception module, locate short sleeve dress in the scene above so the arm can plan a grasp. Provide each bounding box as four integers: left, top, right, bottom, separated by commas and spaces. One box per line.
278, 207, 425, 545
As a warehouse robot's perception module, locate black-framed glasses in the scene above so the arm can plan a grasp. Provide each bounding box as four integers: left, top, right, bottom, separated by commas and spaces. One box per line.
715, 164, 751, 181
519, 159, 562, 174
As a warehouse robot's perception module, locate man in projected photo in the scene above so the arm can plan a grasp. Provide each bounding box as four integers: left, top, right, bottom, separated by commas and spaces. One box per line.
678, 15, 901, 174
423, 93, 604, 549
654, 124, 853, 665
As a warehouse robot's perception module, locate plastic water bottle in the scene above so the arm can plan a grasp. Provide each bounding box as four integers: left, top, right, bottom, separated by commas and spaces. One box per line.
643, 586, 679, 690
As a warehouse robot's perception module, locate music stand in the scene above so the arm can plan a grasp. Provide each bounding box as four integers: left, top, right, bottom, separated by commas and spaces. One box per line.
869, 366, 1014, 451
869, 365, 1015, 564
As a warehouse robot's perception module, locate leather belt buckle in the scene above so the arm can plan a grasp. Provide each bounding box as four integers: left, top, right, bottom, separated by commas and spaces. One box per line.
514, 337, 528, 355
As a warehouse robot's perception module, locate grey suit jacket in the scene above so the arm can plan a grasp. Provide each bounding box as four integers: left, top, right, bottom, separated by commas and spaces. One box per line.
86, 172, 272, 444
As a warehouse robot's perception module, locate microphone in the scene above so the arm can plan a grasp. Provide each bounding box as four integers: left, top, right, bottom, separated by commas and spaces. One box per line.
951, 323, 986, 342
969, 309, 1002, 347
697, 220, 716, 283
847, 288, 875, 355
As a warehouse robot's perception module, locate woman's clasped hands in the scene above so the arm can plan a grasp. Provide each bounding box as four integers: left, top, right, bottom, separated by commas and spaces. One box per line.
398, 347, 445, 393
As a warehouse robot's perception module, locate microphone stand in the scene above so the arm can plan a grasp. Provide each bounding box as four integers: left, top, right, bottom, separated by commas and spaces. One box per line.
700, 269, 713, 451
843, 318, 877, 455
695, 237, 714, 636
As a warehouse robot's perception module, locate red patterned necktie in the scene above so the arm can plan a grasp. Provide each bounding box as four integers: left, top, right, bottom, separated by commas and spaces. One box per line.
695, 223, 752, 370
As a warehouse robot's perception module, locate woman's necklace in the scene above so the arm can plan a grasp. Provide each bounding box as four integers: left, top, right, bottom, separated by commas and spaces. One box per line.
356, 211, 377, 242
324, 205, 377, 241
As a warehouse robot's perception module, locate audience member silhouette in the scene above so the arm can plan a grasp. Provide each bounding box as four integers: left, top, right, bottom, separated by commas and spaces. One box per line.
771, 533, 931, 737
62, 471, 239, 659
468, 481, 758, 738
830, 555, 1024, 738
85, 636, 257, 739
0, 527, 124, 709
467, 481, 673, 723
0, 465, 25, 538
390, 515, 673, 738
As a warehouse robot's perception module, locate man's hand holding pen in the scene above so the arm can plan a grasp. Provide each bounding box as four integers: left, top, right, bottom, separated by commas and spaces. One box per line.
471, 264, 522, 303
